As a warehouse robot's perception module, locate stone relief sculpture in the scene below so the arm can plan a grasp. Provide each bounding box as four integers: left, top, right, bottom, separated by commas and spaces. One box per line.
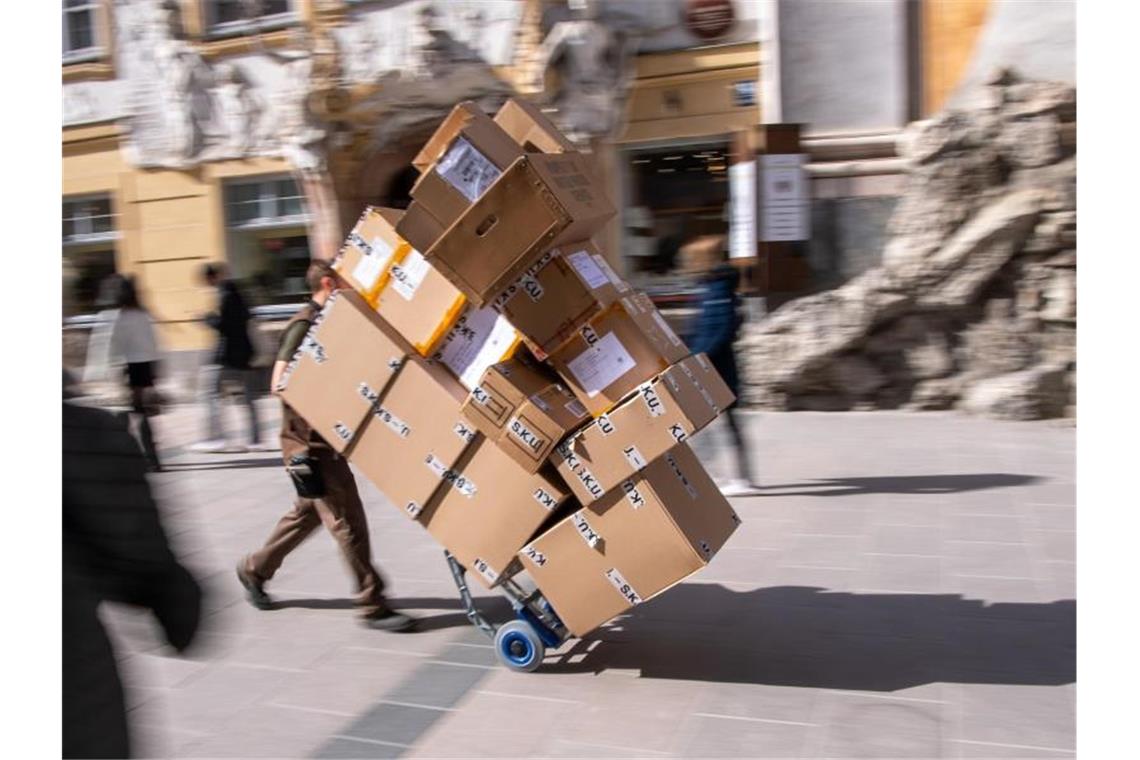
210, 63, 267, 157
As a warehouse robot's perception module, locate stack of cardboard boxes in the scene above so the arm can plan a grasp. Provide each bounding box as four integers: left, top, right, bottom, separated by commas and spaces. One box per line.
279, 98, 742, 637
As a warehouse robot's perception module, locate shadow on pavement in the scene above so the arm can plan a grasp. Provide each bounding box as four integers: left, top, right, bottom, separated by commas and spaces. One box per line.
163, 457, 283, 472
544, 585, 1075, 691
269, 595, 512, 633
755, 473, 1042, 497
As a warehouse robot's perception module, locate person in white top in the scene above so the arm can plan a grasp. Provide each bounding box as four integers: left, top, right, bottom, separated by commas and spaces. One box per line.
109, 276, 163, 471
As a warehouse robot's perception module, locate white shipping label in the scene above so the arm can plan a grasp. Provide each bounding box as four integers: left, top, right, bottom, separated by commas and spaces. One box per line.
565, 332, 637, 398
565, 399, 588, 419
566, 250, 609, 290
576, 466, 606, 501
352, 249, 387, 291
374, 406, 411, 438
333, 422, 353, 443
300, 335, 327, 364
639, 383, 667, 417
652, 311, 684, 346
405, 501, 423, 518
507, 417, 545, 454
442, 469, 478, 498
438, 307, 519, 391
571, 511, 602, 549
424, 453, 449, 479
532, 487, 558, 511
436, 136, 502, 202
621, 480, 647, 510
593, 254, 629, 291
358, 383, 380, 407
555, 441, 580, 470
471, 557, 499, 584
668, 423, 689, 444
389, 249, 431, 300
453, 421, 477, 443
605, 568, 642, 606
521, 544, 548, 568
665, 452, 699, 499
596, 414, 616, 436
622, 445, 648, 470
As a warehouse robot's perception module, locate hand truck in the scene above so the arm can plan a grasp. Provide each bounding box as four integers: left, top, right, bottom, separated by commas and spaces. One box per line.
444, 550, 571, 672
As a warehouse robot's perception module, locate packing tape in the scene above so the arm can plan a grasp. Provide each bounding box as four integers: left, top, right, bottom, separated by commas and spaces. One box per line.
520, 544, 548, 568
605, 567, 642, 606
571, 511, 602, 549
471, 557, 499, 585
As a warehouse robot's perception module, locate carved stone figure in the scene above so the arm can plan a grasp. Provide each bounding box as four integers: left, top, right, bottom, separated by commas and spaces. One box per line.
404, 3, 482, 80
212, 63, 264, 156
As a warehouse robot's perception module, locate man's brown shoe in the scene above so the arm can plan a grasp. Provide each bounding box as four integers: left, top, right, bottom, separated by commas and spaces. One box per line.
362, 601, 416, 632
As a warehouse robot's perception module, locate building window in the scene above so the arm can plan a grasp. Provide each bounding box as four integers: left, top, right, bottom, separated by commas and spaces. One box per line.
224, 176, 312, 304
63, 0, 102, 63
204, 0, 296, 38
63, 195, 117, 246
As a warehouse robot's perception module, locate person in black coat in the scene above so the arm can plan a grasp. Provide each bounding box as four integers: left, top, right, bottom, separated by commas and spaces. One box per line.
686, 248, 762, 497
63, 372, 202, 757
192, 263, 264, 452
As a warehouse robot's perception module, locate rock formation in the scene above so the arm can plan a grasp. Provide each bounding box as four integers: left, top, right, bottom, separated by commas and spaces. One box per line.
738, 70, 1076, 420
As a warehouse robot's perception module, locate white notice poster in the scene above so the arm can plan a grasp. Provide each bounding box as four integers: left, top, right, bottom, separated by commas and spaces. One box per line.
760, 153, 809, 242
728, 160, 757, 259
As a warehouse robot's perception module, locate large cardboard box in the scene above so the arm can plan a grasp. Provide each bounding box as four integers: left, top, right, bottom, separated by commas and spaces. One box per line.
431, 304, 522, 391
412, 101, 522, 175
492, 240, 628, 358
375, 248, 467, 357
277, 290, 408, 453
332, 207, 411, 306
548, 291, 690, 417
421, 437, 575, 589
520, 442, 741, 636
461, 357, 590, 474
348, 353, 478, 521
400, 151, 616, 308
552, 354, 735, 504
494, 97, 577, 155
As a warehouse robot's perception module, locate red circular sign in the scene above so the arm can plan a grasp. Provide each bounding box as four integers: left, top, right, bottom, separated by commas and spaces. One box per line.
685, 0, 736, 41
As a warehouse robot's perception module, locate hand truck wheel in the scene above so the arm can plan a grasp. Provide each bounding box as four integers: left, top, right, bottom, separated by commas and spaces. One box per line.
493, 620, 545, 672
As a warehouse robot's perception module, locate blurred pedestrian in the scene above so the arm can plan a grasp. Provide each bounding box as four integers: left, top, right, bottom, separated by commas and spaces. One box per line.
192, 263, 264, 453
63, 371, 203, 758
685, 237, 763, 497
235, 260, 416, 632
81, 274, 124, 388
109, 275, 163, 471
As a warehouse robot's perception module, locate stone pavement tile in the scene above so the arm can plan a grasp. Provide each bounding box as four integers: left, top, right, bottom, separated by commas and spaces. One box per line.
953, 738, 1076, 757
869, 523, 944, 556
1024, 505, 1075, 532
313, 736, 405, 759
943, 576, 1049, 608
333, 701, 452, 749
541, 738, 673, 757
384, 661, 494, 709
868, 499, 946, 528
721, 517, 798, 550
812, 692, 945, 759
160, 662, 296, 736
1017, 482, 1076, 507
943, 512, 1025, 543
693, 547, 783, 584
945, 541, 1038, 580
404, 690, 566, 758
952, 683, 1075, 751
693, 681, 821, 725
267, 645, 434, 716
860, 554, 943, 594
796, 505, 875, 536
118, 651, 211, 692
177, 703, 348, 758
782, 534, 867, 570
1042, 561, 1075, 599
938, 615, 1075, 685
1025, 529, 1075, 564
832, 591, 956, 644
671, 712, 811, 758
760, 565, 862, 596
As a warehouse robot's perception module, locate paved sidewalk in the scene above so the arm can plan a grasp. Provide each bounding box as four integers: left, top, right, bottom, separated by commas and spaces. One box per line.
101, 408, 1075, 759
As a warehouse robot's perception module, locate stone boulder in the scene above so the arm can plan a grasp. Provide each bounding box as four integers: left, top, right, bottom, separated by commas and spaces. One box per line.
960, 364, 1069, 420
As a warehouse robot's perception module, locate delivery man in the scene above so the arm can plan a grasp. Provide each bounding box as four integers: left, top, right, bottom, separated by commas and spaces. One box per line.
236, 260, 416, 632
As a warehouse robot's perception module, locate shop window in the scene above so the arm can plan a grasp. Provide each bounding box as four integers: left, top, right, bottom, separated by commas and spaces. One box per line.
204, 0, 295, 38
224, 176, 311, 305
63, 0, 102, 62
63, 195, 117, 246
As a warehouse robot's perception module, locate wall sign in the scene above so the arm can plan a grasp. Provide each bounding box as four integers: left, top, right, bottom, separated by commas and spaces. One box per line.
684, 0, 736, 41
760, 154, 809, 242
728, 160, 757, 259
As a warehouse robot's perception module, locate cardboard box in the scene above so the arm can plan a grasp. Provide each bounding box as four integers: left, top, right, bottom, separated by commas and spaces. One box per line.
277, 290, 408, 453
548, 291, 690, 417
375, 248, 467, 356
393, 202, 446, 257
520, 442, 741, 636
551, 354, 735, 504
409, 103, 525, 228
332, 207, 411, 306
431, 303, 522, 391
348, 352, 478, 521
494, 97, 577, 154
461, 357, 590, 474
401, 151, 616, 307
421, 437, 575, 589
492, 240, 628, 358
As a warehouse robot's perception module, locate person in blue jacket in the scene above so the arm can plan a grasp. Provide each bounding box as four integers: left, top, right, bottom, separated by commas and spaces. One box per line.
686, 242, 762, 496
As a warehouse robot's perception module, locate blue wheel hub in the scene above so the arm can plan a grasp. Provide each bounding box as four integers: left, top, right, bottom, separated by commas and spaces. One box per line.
500, 630, 536, 667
